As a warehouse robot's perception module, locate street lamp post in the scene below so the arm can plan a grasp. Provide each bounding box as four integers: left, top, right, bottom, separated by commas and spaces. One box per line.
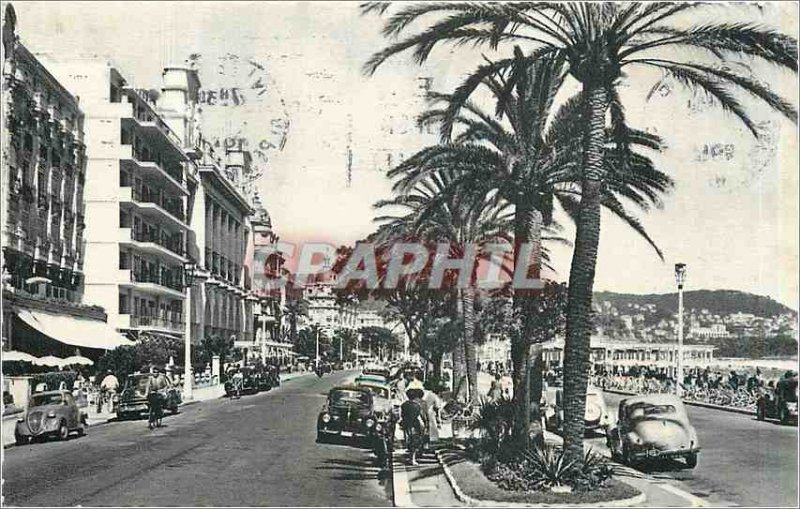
674, 263, 687, 397
315, 327, 320, 368
182, 260, 197, 402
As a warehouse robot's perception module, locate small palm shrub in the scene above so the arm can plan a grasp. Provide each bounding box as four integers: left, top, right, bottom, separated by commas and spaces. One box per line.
482, 443, 615, 492
470, 396, 516, 460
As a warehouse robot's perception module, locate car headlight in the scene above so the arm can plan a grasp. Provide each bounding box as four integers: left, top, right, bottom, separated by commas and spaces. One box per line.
366, 418, 375, 428
376, 423, 383, 432
322, 413, 331, 423
47, 411, 57, 418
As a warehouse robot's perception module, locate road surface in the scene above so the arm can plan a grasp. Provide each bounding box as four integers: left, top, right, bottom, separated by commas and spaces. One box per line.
2, 370, 392, 507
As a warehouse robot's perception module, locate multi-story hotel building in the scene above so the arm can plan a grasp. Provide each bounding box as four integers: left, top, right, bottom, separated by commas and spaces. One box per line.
1, 5, 130, 365
40, 58, 194, 342
159, 66, 258, 356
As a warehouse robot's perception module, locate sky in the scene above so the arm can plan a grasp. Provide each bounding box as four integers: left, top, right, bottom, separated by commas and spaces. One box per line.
8, 1, 799, 310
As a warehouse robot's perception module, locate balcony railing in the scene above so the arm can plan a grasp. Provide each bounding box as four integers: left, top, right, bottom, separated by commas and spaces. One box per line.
126, 228, 184, 258
129, 270, 184, 293
130, 314, 185, 332
127, 187, 186, 222
131, 148, 184, 185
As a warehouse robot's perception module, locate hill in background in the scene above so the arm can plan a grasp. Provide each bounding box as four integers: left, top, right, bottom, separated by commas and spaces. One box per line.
594, 289, 796, 319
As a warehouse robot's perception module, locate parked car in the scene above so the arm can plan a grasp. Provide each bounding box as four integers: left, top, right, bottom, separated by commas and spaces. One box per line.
317, 385, 381, 444
252, 366, 273, 392
15, 390, 87, 444
543, 385, 613, 433
363, 366, 390, 380
355, 380, 393, 421
224, 367, 259, 396
757, 375, 798, 424
607, 393, 700, 469
355, 373, 389, 386
117, 373, 181, 419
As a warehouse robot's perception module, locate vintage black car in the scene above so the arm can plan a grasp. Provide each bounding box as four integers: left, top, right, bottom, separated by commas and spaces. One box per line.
317, 385, 381, 443
225, 366, 259, 396
757, 376, 798, 424
117, 373, 181, 419
15, 390, 87, 444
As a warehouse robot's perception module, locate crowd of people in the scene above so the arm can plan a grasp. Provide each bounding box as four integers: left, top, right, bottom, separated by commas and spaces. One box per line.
592, 366, 798, 411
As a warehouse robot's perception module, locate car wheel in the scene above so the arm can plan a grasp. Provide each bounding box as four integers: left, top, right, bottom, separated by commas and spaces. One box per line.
316, 431, 327, 443
780, 407, 789, 424
14, 432, 28, 446
757, 405, 766, 421
58, 420, 69, 441
685, 453, 698, 469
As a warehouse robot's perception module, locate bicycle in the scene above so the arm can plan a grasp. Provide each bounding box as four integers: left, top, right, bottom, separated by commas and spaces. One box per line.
148, 393, 164, 430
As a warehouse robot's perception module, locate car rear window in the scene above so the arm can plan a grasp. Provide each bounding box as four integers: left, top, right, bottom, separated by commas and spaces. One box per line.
628, 403, 677, 419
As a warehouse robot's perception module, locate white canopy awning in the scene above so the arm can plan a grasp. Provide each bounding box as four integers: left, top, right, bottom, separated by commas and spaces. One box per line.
17, 308, 134, 350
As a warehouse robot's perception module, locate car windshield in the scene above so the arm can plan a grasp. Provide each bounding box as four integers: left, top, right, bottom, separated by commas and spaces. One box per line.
628, 402, 678, 420
331, 390, 371, 406
126, 376, 151, 392
31, 393, 63, 406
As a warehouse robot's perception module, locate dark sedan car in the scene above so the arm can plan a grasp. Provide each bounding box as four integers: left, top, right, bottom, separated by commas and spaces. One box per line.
117, 373, 181, 419
224, 367, 260, 396
15, 390, 87, 444
317, 385, 381, 443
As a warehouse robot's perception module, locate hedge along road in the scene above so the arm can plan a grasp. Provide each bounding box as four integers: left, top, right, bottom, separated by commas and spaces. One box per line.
2, 370, 392, 507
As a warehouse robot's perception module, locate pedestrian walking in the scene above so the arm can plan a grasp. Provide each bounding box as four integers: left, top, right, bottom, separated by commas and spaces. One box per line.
400, 381, 427, 466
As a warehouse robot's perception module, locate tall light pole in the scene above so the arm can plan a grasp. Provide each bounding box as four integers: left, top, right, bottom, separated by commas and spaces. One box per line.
315, 327, 320, 368
675, 263, 687, 397
182, 260, 197, 402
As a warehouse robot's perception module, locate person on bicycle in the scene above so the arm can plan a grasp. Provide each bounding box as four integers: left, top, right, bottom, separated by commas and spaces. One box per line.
147, 388, 164, 429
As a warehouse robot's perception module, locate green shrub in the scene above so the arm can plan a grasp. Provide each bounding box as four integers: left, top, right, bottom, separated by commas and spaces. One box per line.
470, 396, 516, 459
482, 443, 615, 492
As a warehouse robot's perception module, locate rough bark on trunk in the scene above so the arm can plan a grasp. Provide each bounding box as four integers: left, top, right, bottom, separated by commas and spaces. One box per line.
511, 204, 537, 443
463, 286, 478, 403
563, 83, 608, 465
453, 294, 468, 402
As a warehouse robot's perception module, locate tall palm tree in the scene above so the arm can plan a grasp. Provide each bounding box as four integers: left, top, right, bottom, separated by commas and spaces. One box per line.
375, 169, 514, 402
363, 1, 797, 462
388, 54, 673, 441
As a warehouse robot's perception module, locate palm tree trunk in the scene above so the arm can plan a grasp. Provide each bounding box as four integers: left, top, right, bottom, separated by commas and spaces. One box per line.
511, 204, 534, 443
527, 209, 545, 427
462, 286, 478, 403
453, 294, 468, 401
563, 83, 608, 465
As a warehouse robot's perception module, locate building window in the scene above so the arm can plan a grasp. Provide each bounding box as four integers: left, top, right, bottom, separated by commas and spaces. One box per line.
119, 293, 130, 314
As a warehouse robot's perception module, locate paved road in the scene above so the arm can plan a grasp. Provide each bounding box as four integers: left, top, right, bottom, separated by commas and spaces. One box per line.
594, 392, 798, 507
2, 370, 392, 507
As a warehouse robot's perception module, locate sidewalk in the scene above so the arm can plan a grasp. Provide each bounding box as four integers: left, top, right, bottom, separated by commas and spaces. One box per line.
392, 421, 463, 507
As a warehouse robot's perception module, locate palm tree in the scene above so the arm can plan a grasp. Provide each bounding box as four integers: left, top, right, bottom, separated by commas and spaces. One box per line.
364, 1, 797, 462
375, 169, 514, 402
388, 54, 673, 442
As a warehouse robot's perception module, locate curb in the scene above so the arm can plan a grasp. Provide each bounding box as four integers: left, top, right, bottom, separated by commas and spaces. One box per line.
435, 449, 647, 508
602, 389, 756, 416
